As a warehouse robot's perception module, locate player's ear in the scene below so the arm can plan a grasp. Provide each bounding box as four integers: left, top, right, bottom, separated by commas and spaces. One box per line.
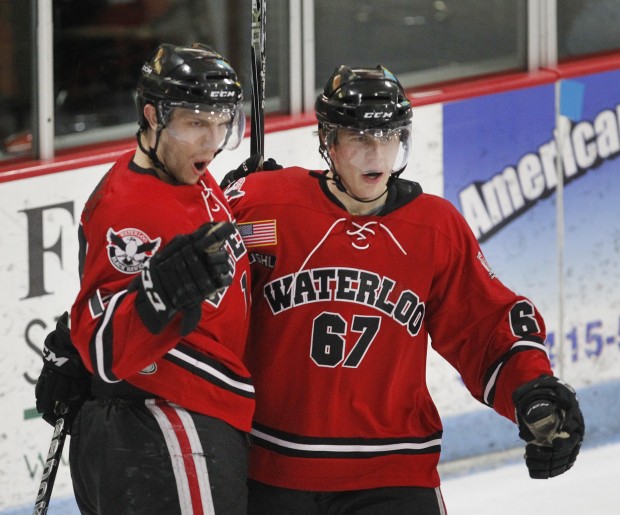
143, 104, 159, 131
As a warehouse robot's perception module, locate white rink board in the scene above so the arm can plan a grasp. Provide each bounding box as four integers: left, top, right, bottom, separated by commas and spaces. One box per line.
0, 165, 111, 509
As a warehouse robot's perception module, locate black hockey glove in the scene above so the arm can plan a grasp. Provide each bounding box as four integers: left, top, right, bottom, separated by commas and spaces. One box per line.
513, 374, 585, 479
133, 221, 235, 335
220, 154, 283, 188
35, 312, 91, 431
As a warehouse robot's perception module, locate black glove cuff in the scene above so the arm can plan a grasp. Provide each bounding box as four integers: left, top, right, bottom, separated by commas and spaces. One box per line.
133, 275, 177, 334
513, 374, 585, 479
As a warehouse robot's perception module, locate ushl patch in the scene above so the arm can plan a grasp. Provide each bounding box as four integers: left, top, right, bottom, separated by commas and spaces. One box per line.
107, 227, 161, 274
237, 220, 277, 247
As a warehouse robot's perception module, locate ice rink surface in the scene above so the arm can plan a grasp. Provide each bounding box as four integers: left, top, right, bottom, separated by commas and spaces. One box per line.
4, 440, 619, 514
440, 440, 620, 514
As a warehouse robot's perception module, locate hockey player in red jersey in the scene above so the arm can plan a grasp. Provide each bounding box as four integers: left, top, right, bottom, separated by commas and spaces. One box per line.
34, 44, 254, 514
223, 65, 585, 514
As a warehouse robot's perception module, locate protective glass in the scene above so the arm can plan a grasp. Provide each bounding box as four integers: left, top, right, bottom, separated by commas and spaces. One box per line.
159, 102, 246, 150
325, 124, 411, 173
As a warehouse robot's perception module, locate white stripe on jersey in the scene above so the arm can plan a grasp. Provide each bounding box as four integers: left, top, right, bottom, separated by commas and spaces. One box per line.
167, 348, 255, 394
251, 427, 442, 454
94, 289, 126, 383
483, 339, 549, 404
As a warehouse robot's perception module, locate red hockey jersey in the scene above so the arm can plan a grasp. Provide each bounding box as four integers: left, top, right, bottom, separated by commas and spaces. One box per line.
71, 150, 254, 432
226, 168, 552, 490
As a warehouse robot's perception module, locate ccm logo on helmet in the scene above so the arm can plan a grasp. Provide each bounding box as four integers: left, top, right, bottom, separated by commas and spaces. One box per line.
210, 91, 236, 98
363, 112, 393, 119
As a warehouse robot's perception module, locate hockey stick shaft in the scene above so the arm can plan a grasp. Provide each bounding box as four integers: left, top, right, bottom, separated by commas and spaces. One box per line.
250, 0, 266, 160
33, 411, 69, 515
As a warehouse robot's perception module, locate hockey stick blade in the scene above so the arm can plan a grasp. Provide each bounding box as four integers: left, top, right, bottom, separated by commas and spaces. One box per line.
33, 411, 69, 515
250, 0, 266, 160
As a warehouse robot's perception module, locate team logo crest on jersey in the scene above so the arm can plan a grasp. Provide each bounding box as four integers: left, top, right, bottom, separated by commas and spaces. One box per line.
107, 227, 161, 274
223, 177, 246, 200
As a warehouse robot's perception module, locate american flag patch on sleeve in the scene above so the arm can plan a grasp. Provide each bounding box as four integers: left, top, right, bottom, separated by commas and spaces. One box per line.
237, 220, 277, 247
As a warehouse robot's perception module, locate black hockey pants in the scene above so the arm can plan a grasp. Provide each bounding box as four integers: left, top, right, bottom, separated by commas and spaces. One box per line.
247, 479, 448, 515
69, 397, 250, 514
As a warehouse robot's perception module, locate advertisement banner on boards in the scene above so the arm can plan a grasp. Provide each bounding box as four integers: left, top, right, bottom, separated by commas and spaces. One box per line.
442, 71, 620, 390
0, 164, 110, 510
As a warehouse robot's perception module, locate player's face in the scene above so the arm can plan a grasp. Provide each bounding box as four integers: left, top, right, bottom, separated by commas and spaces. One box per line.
329, 128, 402, 200
158, 107, 232, 185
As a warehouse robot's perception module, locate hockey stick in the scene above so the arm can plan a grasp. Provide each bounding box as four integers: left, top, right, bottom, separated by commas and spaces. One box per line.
33, 409, 69, 515
250, 0, 266, 162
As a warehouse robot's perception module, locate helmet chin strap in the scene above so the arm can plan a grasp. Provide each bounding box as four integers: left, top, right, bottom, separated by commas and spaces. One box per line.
136, 127, 180, 185
330, 167, 388, 204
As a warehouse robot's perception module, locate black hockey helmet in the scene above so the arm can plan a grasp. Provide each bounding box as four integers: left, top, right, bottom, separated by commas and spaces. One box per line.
136, 42, 244, 147
315, 65, 412, 132
316, 65, 413, 177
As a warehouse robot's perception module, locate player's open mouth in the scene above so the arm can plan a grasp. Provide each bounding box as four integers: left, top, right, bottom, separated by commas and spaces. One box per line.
363, 171, 382, 179
194, 161, 207, 173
